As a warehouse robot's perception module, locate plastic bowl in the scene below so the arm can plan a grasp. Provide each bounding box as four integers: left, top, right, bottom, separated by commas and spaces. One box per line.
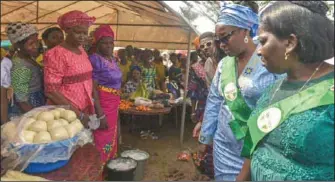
14, 134, 81, 174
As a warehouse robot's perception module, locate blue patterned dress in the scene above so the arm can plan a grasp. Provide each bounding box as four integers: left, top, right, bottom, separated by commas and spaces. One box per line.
199, 50, 283, 181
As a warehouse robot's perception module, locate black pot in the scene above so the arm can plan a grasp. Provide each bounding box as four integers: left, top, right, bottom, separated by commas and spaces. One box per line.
104, 157, 137, 181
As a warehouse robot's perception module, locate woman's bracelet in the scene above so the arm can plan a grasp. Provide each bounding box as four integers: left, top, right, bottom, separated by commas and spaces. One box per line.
79, 112, 84, 120
98, 114, 106, 120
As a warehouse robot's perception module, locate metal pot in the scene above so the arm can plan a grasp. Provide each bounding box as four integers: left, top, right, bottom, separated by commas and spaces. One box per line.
104, 157, 137, 181
121, 150, 149, 181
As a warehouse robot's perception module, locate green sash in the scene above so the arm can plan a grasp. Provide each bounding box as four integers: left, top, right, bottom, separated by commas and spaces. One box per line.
220, 56, 252, 140
241, 78, 334, 158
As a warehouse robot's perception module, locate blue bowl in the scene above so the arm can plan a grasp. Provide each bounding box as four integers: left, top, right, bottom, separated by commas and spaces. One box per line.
15, 134, 81, 174
23, 159, 69, 174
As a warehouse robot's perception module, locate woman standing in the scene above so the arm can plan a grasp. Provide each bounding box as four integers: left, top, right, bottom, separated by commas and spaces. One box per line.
240, 1, 334, 181
117, 49, 131, 86
197, 2, 280, 181
44, 10, 107, 159
188, 51, 208, 124
36, 27, 65, 67
168, 53, 182, 82
140, 49, 157, 91
6, 23, 45, 118
42, 27, 64, 50
89, 25, 122, 163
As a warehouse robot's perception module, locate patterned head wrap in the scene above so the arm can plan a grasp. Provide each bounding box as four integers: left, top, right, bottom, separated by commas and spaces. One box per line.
93, 25, 115, 44
217, 2, 259, 38
57, 10, 96, 30
6, 22, 38, 44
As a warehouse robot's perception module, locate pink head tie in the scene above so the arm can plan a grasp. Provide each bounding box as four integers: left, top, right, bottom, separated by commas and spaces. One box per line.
57, 10, 96, 30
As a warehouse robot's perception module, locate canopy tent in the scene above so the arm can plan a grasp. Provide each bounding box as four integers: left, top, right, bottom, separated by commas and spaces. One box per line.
1, 1, 196, 145
1, 1, 198, 50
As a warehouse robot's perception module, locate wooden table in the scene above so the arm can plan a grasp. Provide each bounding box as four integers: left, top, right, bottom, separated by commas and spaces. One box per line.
119, 107, 172, 126
118, 107, 177, 135
35, 144, 102, 181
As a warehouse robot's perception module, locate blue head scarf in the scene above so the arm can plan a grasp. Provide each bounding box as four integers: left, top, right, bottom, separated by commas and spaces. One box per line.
130, 65, 142, 73
217, 2, 259, 38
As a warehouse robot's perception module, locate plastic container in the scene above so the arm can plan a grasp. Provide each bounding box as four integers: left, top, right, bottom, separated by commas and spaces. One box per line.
23, 160, 69, 174
16, 134, 81, 174
121, 149, 149, 181
105, 157, 137, 181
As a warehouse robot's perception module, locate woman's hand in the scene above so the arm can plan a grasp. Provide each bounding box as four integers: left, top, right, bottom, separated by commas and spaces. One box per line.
236, 159, 251, 181
191, 113, 198, 123
98, 117, 108, 130
81, 114, 90, 129
198, 143, 207, 156
193, 122, 202, 138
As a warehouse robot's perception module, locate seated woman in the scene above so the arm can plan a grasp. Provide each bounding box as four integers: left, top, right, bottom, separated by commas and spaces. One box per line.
6, 23, 45, 118
122, 65, 142, 99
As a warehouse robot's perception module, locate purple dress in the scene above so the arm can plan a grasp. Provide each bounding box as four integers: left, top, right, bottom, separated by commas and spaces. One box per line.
88, 53, 122, 163
89, 53, 122, 89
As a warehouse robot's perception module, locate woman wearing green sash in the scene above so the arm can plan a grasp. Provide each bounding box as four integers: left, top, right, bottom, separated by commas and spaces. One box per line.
240, 1, 334, 181
197, 2, 282, 181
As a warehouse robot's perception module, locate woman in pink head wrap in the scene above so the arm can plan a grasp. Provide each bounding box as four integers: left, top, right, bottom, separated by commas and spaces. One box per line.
44, 10, 108, 148
89, 25, 122, 164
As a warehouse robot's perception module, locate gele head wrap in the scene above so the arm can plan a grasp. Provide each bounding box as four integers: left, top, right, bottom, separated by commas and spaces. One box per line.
57, 10, 96, 30
217, 2, 259, 38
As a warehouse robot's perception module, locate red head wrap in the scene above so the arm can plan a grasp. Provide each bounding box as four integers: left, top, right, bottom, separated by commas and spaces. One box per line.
93, 25, 115, 44
57, 10, 96, 30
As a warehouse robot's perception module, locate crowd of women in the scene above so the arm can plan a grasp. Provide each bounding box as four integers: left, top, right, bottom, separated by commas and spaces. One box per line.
0, 8, 208, 169
1, 0, 334, 181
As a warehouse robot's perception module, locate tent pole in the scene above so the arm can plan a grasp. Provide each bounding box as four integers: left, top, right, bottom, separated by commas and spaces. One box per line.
180, 29, 192, 146
36, 1, 39, 23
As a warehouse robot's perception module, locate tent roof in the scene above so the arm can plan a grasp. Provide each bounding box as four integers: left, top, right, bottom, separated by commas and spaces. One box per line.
1, 1, 198, 50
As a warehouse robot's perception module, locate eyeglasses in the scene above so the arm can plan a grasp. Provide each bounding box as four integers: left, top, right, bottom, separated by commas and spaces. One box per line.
215, 29, 239, 44
199, 42, 212, 49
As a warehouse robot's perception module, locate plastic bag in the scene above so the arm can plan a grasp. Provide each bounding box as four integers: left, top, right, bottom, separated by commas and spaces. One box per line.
134, 97, 152, 107
1, 105, 93, 173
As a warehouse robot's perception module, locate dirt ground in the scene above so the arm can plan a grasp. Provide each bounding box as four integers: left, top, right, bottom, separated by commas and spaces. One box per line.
119, 113, 210, 181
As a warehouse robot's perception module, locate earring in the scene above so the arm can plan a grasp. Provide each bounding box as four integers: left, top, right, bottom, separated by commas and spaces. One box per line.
244, 36, 249, 43
285, 52, 289, 60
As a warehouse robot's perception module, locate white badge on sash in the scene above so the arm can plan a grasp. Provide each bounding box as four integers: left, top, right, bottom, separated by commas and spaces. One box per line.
330, 85, 334, 92
224, 82, 238, 101
257, 107, 282, 133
